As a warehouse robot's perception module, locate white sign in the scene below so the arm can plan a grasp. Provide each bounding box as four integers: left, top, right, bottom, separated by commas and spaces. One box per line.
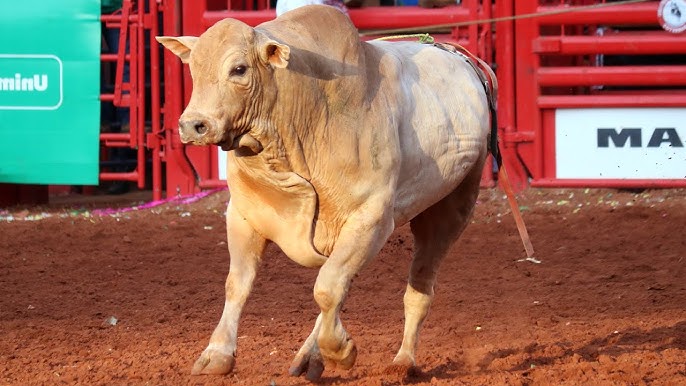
555, 108, 686, 179
218, 148, 227, 180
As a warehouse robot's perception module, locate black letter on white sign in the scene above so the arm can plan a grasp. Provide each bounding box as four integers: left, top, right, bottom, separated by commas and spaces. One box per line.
597, 128, 642, 148
647, 128, 683, 148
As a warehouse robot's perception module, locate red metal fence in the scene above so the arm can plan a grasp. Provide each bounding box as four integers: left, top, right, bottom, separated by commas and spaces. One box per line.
501, 0, 686, 190
27, 0, 678, 204
101, 0, 164, 200
112, 0, 686, 198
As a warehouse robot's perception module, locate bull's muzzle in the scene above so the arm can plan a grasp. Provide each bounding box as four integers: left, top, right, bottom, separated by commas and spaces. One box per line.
178, 115, 212, 144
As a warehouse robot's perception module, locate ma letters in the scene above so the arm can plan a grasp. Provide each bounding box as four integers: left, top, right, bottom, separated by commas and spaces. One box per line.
597, 128, 684, 148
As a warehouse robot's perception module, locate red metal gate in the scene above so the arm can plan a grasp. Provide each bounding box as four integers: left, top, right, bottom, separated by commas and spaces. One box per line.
499, 0, 686, 190
5, 1, 684, 204
158, 0, 686, 197
101, 0, 165, 200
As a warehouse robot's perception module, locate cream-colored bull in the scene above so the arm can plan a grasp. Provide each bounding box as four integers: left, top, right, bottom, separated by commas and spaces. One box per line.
157, 4, 493, 380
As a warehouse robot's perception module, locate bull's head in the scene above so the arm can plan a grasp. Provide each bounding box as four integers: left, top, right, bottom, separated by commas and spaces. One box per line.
156, 19, 290, 152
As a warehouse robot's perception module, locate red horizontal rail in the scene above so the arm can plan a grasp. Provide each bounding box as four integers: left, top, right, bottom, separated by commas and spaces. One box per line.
100, 171, 139, 182
101, 14, 139, 23
198, 179, 228, 189
534, 3, 658, 25
531, 179, 686, 189
349, 6, 471, 30
99, 94, 130, 104
538, 66, 686, 87
203, 9, 273, 27
103, 142, 132, 148
100, 133, 131, 141
538, 94, 686, 108
533, 35, 686, 55
101, 53, 131, 62
100, 132, 134, 148
203, 6, 472, 30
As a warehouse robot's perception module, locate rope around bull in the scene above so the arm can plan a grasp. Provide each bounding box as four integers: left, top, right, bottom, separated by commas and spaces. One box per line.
369, 0, 652, 40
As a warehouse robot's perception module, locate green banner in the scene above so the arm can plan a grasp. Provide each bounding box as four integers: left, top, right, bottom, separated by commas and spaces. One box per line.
0, 0, 101, 185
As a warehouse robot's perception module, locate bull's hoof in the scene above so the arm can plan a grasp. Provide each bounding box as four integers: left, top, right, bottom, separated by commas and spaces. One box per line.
386, 352, 419, 376
384, 363, 420, 377
191, 349, 235, 375
336, 342, 357, 370
391, 352, 416, 368
321, 338, 357, 371
289, 350, 325, 381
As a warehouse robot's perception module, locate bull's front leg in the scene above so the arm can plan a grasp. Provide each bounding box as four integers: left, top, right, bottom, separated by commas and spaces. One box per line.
192, 201, 267, 375
292, 197, 394, 380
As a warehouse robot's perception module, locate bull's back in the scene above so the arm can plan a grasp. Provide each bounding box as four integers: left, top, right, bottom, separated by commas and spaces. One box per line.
370, 41, 490, 226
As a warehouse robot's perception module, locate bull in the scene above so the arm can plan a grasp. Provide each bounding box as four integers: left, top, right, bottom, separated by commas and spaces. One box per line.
157, 4, 497, 380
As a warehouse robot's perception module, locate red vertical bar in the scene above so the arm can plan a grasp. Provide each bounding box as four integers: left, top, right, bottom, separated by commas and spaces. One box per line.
495, 0, 514, 138
129, 15, 138, 149
481, 0, 492, 61
136, 0, 146, 189
467, 0, 478, 57
182, 2, 208, 41
149, 1, 162, 200
162, 0, 181, 132
541, 109, 556, 179
114, 2, 131, 107
181, 0, 214, 190
495, 0, 529, 191
161, 0, 202, 196
514, 1, 542, 180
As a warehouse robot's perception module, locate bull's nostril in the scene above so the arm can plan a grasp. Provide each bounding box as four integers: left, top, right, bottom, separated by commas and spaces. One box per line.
179, 118, 211, 139
194, 122, 208, 135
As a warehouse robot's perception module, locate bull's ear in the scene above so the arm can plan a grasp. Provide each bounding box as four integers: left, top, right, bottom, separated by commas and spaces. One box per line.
155, 36, 198, 64
260, 39, 290, 69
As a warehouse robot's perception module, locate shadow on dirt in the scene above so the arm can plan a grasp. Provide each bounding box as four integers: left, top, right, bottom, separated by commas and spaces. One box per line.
379, 357, 466, 385
480, 321, 686, 372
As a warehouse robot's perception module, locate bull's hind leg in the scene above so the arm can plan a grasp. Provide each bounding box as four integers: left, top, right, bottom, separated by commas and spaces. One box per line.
393, 159, 485, 369
288, 313, 325, 380
191, 201, 267, 375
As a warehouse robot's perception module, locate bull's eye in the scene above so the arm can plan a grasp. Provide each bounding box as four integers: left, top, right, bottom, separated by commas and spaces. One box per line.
230, 65, 247, 77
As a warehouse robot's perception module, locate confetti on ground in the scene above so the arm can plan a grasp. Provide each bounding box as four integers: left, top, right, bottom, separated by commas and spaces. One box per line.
0, 188, 226, 222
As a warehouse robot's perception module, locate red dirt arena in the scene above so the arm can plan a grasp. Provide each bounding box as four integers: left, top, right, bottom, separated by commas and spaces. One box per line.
1, 187, 685, 385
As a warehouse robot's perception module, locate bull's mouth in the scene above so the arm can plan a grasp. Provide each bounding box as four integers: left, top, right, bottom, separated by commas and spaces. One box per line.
216, 131, 238, 151
217, 133, 263, 155
217, 138, 234, 151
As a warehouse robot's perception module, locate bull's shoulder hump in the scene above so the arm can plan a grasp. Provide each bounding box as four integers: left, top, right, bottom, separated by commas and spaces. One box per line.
257, 6, 359, 48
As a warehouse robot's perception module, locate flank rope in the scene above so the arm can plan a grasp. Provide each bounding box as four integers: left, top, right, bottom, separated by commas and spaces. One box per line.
374, 33, 435, 43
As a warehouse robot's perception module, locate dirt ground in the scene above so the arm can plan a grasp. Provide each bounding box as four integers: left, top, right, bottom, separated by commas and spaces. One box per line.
1, 187, 685, 385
